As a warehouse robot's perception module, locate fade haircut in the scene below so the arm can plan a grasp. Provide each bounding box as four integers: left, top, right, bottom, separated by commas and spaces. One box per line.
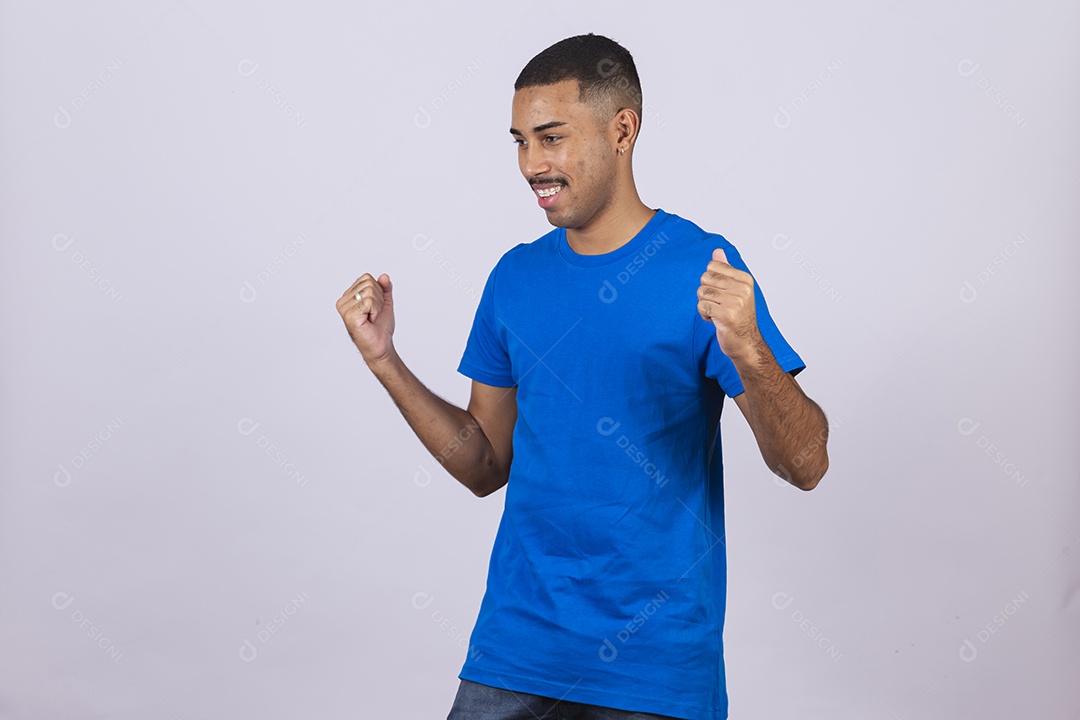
514, 33, 643, 132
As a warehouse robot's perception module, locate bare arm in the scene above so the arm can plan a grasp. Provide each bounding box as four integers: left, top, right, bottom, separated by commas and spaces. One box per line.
698, 249, 829, 490
336, 273, 516, 497
731, 365, 829, 490
368, 351, 516, 496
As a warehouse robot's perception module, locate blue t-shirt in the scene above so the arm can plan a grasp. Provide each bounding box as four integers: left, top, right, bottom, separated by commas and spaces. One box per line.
455, 208, 805, 720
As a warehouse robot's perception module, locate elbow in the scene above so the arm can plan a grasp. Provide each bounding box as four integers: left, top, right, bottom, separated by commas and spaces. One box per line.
776, 453, 828, 491
795, 454, 829, 491
471, 479, 497, 498
469, 458, 510, 498
471, 476, 508, 498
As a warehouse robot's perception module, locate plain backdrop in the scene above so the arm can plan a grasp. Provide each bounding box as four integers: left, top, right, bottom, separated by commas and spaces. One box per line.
2, 1, 1078, 718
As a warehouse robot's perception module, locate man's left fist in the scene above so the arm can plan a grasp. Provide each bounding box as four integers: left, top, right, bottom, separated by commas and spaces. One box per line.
697, 248, 762, 362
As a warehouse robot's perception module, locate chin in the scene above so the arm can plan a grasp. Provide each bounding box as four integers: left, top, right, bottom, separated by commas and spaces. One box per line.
543, 207, 586, 230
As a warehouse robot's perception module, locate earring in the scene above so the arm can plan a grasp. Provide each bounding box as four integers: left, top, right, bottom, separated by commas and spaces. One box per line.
619, 147, 625, 156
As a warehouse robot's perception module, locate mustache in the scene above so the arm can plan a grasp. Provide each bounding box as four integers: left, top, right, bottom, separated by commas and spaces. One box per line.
530, 178, 567, 186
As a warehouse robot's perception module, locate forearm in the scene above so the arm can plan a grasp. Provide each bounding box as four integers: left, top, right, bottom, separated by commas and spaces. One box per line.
365, 347, 504, 496
731, 335, 829, 490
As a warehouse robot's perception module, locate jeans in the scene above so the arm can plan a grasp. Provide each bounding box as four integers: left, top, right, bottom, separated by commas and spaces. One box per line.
446, 678, 686, 720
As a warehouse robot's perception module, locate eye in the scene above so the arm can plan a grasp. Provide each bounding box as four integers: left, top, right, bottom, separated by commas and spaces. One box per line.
543, 135, 561, 143
512, 138, 525, 147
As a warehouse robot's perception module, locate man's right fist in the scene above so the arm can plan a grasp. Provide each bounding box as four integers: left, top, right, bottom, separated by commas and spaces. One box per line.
337, 273, 395, 364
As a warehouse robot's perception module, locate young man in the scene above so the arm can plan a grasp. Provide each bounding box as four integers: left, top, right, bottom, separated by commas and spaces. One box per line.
337, 33, 829, 720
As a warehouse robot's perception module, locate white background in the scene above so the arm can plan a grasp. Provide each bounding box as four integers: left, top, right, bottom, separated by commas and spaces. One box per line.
2, 1, 1078, 718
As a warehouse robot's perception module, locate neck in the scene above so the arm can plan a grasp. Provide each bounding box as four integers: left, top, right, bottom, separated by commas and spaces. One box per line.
566, 184, 655, 256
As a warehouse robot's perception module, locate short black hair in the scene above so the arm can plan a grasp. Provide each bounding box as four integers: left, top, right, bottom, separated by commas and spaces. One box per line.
514, 33, 643, 130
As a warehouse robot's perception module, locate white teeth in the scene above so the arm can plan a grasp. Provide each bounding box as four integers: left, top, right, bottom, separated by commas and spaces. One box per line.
536, 186, 562, 198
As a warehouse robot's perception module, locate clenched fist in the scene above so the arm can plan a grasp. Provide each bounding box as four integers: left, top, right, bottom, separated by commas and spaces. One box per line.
337, 273, 395, 364
697, 248, 762, 363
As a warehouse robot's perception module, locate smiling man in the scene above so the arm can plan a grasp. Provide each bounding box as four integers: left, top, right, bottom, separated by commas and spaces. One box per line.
337, 33, 829, 720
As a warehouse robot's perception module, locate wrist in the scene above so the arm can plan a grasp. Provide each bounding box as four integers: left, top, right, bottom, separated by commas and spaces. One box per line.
726, 331, 767, 370
364, 344, 402, 375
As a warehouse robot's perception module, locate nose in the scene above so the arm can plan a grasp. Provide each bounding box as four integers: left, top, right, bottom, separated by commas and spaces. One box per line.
521, 142, 550, 179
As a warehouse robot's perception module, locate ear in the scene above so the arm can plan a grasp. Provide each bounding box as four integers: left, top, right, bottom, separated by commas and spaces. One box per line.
612, 107, 640, 154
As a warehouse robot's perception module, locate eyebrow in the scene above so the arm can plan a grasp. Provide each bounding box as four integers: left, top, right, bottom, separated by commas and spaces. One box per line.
509, 120, 568, 136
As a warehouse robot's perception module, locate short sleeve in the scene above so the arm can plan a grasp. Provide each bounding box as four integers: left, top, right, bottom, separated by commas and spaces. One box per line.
457, 261, 516, 387
694, 238, 805, 398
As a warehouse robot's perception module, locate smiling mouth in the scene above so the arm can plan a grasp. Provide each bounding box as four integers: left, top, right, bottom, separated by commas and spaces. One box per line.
531, 179, 566, 210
